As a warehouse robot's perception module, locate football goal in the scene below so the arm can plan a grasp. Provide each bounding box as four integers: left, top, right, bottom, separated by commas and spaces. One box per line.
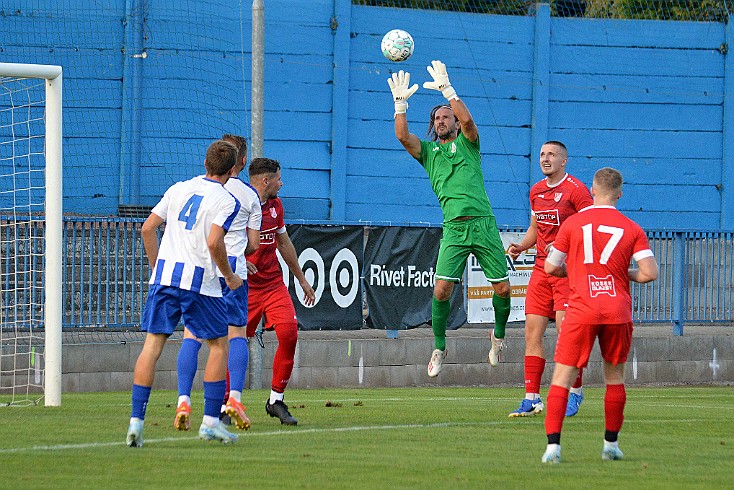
0, 63, 62, 407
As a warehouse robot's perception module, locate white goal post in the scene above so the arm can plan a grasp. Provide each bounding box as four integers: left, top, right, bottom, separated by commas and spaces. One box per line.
0, 63, 62, 406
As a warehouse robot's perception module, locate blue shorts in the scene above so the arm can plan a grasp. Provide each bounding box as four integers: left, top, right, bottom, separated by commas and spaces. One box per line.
141, 284, 228, 339
219, 278, 249, 327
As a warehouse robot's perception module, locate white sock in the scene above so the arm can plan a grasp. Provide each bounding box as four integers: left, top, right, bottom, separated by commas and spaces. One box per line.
604, 440, 619, 449
129, 417, 142, 425
525, 393, 541, 401
203, 415, 219, 427
570, 387, 583, 396
546, 443, 560, 452
269, 390, 284, 405
177, 395, 191, 407
229, 390, 242, 403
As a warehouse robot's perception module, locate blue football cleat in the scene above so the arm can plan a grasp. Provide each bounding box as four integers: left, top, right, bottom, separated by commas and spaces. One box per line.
565, 390, 584, 417
509, 398, 544, 417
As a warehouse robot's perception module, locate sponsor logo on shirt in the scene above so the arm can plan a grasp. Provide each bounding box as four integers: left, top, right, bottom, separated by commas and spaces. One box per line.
588, 274, 617, 297
535, 209, 560, 226
260, 230, 276, 245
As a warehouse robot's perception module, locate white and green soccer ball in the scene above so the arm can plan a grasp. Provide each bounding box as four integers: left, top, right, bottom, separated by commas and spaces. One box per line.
381, 29, 414, 62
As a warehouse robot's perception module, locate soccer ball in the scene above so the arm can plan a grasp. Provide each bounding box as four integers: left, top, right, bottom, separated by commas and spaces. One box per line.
381, 29, 414, 62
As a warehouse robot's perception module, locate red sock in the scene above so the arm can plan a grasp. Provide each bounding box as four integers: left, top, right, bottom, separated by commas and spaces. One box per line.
524, 356, 546, 394
272, 323, 298, 393
545, 384, 569, 437
572, 367, 583, 389
604, 384, 626, 432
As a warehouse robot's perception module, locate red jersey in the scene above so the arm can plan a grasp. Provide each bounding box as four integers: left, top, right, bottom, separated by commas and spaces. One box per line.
551, 205, 653, 324
247, 197, 286, 291
529, 173, 592, 266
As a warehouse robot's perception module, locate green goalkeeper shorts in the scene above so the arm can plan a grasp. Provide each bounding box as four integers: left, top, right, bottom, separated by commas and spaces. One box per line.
435, 215, 509, 283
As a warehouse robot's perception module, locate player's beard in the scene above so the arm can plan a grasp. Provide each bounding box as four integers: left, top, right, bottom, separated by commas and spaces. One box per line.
436, 125, 456, 141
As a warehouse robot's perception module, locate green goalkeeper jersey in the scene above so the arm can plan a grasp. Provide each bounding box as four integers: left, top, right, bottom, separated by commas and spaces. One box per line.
418, 132, 494, 222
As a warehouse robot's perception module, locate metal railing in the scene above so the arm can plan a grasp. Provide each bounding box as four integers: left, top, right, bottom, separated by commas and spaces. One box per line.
631, 230, 734, 334
62, 217, 149, 329
2, 217, 732, 334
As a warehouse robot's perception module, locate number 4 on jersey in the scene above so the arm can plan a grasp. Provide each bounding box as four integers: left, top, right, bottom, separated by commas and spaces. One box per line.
178, 194, 204, 230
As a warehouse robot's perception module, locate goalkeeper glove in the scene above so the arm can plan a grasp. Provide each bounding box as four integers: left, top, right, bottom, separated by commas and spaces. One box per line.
387, 70, 419, 115
423, 60, 458, 101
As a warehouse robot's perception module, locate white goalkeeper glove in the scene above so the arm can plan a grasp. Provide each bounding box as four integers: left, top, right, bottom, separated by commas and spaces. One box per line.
423, 60, 458, 101
387, 70, 419, 115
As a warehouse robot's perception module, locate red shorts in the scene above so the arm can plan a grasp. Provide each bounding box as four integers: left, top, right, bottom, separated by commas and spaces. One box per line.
553, 319, 633, 368
246, 283, 298, 337
524, 266, 570, 318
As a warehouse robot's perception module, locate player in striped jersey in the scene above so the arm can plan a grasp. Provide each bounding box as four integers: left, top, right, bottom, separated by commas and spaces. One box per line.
126, 139, 243, 447
541, 167, 658, 464
174, 134, 262, 432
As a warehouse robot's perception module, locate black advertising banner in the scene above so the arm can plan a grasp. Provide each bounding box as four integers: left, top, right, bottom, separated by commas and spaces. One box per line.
283, 225, 363, 330
363, 227, 466, 330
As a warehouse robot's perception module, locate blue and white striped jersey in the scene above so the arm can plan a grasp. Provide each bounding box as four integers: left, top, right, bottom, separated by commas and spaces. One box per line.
221, 177, 262, 278
149, 176, 241, 297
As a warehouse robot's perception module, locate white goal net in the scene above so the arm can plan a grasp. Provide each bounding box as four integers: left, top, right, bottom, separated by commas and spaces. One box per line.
0, 63, 62, 407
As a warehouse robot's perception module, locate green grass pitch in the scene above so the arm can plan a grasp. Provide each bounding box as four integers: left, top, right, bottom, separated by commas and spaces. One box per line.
1, 386, 732, 489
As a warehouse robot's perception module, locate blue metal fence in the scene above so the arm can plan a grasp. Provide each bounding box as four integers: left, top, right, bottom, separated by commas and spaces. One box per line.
4, 218, 732, 333
630, 231, 734, 333
62, 217, 149, 329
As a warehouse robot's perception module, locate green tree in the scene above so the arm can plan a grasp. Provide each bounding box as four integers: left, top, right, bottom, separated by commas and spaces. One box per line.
584, 0, 729, 21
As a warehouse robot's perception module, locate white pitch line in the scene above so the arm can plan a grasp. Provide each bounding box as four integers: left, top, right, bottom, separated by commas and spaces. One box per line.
0, 422, 494, 454
0, 417, 721, 454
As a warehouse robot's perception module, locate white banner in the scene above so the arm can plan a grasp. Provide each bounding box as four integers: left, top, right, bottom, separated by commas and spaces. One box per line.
466, 232, 535, 323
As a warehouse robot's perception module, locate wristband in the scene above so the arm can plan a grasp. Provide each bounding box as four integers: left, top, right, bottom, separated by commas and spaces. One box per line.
394, 101, 408, 115
441, 86, 458, 101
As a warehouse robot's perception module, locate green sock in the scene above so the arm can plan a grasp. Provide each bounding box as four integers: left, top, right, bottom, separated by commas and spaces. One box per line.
431, 297, 450, 351
492, 294, 511, 339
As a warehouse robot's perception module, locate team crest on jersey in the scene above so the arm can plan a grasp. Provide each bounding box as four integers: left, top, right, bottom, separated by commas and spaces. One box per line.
270, 207, 277, 219
450, 142, 456, 153
588, 274, 617, 298
554, 192, 563, 202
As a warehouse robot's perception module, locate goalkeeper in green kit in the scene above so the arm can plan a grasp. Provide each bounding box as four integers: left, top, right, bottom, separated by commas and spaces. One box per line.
387, 60, 512, 377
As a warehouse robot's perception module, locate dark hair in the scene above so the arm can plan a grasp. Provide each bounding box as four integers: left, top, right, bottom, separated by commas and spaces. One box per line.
593, 167, 623, 194
543, 140, 568, 157
248, 157, 281, 177
205, 140, 238, 176
427, 104, 457, 142
222, 133, 248, 165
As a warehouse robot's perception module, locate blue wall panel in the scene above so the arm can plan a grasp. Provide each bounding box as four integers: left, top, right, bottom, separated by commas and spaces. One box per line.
544, 15, 726, 230
0, 1, 730, 228
550, 73, 723, 105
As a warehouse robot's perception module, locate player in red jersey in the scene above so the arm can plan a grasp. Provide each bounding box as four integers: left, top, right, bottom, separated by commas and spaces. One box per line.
507, 141, 593, 418
540, 167, 658, 464
245, 157, 315, 425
